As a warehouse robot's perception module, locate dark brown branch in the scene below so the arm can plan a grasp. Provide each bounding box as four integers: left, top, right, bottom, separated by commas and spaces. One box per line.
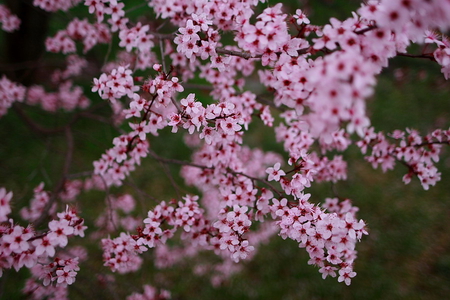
228, 169, 283, 198
216, 48, 258, 59
183, 83, 213, 91
148, 149, 213, 170
255, 95, 286, 112
13, 101, 109, 135
396, 52, 436, 61
354, 25, 377, 35
216, 47, 310, 60
0, 59, 64, 72
414, 140, 450, 147
13, 103, 65, 135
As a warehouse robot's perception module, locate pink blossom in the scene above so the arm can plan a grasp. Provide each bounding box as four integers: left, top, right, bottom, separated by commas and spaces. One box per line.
32, 235, 57, 257
266, 163, 286, 181
0, 188, 12, 222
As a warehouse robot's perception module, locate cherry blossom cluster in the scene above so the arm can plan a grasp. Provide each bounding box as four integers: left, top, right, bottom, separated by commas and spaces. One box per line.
85, 0, 126, 24
1, 53, 89, 114
33, 0, 82, 12
370, 0, 450, 40
359, 0, 450, 79
93, 194, 141, 237
102, 232, 144, 274
19, 180, 87, 224
23, 247, 88, 300
0, 4, 20, 32
0, 188, 86, 289
51, 55, 88, 82
86, 1, 159, 70
424, 30, 450, 79
174, 16, 217, 62
118, 23, 154, 53
140, 67, 184, 110
46, 18, 110, 54
92, 67, 184, 187
150, 220, 276, 286
357, 127, 450, 190
3, 0, 450, 296
59, 180, 84, 203
102, 196, 201, 273
261, 156, 366, 285
103, 194, 276, 282
127, 284, 171, 300
212, 205, 255, 262
92, 134, 149, 187
269, 195, 367, 285
236, 4, 295, 63
149, 0, 258, 29
92, 65, 138, 102
33, 257, 80, 287
92, 64, 140, 122
0, 75, 26, 117
20, 183, 56, 223
0, 188, 12, 223
27, 81, 90, 112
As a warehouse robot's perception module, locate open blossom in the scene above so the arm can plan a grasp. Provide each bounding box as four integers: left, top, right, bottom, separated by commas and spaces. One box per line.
266, 163, 286, 181
293, 9, 310, 25
48, 219, 75, 247
338, 267, 357, 286
32, 235, 57, 257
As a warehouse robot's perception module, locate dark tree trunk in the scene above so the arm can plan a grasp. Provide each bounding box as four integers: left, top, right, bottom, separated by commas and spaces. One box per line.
3, 0, 50, 85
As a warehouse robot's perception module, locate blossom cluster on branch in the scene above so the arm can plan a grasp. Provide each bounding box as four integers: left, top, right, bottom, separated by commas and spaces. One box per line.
0, 187, 86, 298
1, 0, 450, 298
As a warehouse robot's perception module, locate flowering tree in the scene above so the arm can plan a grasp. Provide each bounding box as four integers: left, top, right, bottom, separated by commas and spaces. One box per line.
1, 0, 450, 298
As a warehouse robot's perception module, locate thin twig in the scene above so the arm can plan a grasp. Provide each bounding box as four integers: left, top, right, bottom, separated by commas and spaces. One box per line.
33, 127, 74, 227
66, 170, 94, 179
159, 38, 167, 73
148, 149, 213, 170
216, 48, 257, 59
103, 39, 113, 69
229, 170, 284, 198
157, 160, 182, 201
148, 149, 284, 197
13, 101, 109, 136
354, 25, 377, 35
125, 3, 147, 14
99, 175, 118, 232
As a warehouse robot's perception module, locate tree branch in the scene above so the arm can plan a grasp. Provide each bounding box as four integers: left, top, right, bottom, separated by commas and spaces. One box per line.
148, 149, 283, 197
396, 52, 436, 61
33, 127, 74, 227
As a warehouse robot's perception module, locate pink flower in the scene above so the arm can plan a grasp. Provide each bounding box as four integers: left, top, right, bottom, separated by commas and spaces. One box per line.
0, 187, 12, 222
32, 235, 57, 257
338, 267, 356, 286
293, 9, 310, 25
56, 268, 77, 285
48, 219, 74, 247
266, 163, 286, 181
